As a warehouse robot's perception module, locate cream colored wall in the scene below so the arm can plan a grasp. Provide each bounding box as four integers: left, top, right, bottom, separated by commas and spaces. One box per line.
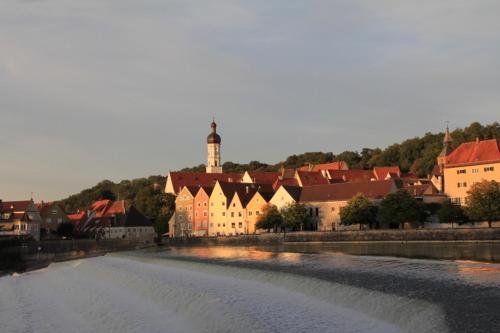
246, 192, 269, 234
269, 187, 297, 210
301, 200, 347, 231
175, 187, 194, 237
444, 162, 499, 205
164, 172, 175, 194
208, 182, 228, 236
226, 193, 247, 235
206, 143, 223, 173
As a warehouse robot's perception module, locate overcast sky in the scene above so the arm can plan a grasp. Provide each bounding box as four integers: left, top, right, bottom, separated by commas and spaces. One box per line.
1, 0, 499, 201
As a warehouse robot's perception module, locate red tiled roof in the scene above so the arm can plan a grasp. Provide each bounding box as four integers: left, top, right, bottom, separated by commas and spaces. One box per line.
298, 161, 348, 172
272, 178, 299, 190
445, 139, 500, 166
327, 169, 374, 183
296, 171, 329, 186
298, 180, 396, 202
247, 172, 280, 184
0, 200, 33, 212
168, 172, 244, 193
103, 200, 126, 217
373, 166, 401, 180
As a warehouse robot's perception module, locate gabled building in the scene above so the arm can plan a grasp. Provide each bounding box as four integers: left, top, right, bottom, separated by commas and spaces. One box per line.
73, 200, 154, 241
172, 186, 199, 237
373, 166, 401, 180
245, 187, 276, 234
295, 170, 330, 186
193, 186, 213, 237
439, 137, 500, 205
242, 171, 280, 184
35, 201, 69, 238
164, 172, 243, 195
0, 200, 41, 240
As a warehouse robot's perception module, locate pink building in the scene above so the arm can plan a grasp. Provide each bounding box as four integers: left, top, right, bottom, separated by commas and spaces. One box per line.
193, 186, 213, 237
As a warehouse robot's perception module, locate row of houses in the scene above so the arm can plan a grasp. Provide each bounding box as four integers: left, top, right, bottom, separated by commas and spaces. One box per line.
166, 122, 499, 237
167, 167, 444, 237
0, 199, 155, 242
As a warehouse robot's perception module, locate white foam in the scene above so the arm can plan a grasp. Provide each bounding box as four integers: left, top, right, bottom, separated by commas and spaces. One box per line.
0, 254, 448, 333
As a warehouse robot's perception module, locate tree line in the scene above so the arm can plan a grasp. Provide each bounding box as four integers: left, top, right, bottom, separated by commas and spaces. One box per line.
256, 180, 500, 231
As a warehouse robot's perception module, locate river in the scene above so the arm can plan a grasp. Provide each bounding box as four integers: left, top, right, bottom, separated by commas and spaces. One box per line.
1, 245, 499, 333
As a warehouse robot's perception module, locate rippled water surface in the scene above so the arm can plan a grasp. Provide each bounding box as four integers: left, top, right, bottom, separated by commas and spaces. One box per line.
1, 245, 499, 333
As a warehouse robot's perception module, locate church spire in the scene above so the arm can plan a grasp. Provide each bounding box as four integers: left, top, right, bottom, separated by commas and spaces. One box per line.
440, 123, 453, 157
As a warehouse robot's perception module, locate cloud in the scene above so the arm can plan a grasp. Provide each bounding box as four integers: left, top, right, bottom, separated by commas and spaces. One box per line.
1, 0, 499, 200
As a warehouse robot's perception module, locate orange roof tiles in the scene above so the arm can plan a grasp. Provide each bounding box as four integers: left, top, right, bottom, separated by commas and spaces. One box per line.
298, 180, 397, 202
296, 171, 330, 186
445, 139, 500, 166
373, 166, 401, 180
298, 161, 348, 172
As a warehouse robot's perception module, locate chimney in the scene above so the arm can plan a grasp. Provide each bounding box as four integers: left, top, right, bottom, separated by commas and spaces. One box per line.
246, 186, 249, 194
308, 163, 313, 172
476, 137, 480, 143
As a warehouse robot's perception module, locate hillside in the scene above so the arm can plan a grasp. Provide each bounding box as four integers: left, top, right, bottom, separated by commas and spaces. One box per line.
60, 121, 499, 218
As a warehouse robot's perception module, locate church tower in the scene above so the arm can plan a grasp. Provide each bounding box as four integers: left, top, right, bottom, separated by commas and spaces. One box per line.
206, 120, 222, 173
435, 124, 453, 192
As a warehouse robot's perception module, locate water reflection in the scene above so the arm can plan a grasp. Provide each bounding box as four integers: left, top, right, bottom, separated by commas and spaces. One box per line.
157, 245, 500, 287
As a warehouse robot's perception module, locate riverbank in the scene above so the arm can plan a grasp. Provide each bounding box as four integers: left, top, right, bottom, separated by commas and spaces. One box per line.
0, 239, 155, 275
162, 228, 500, 262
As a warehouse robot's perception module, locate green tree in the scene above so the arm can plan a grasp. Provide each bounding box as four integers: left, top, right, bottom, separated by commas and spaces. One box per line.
378, 189, 426, 229
255, 205, 283, 232
438, 201, 467, 228
339, 193, 378, 230
466, 180, 500, 228
282, 203, 308, 231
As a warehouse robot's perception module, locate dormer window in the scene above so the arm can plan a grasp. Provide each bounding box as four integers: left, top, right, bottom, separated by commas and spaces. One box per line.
2, 213, 11, 220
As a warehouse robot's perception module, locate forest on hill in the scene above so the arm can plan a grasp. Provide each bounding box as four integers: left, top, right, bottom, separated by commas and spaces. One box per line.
60, 121, 499, 225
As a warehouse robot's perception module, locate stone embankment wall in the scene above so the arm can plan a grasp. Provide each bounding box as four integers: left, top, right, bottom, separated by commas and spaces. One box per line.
163, 228, 500, 246
0, 239, 151, 273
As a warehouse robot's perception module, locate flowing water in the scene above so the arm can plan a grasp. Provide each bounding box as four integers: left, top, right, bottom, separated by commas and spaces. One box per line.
1, 245, 499, 333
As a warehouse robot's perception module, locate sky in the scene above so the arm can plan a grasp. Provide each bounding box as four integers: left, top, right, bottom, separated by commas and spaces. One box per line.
1, 0, 499, 201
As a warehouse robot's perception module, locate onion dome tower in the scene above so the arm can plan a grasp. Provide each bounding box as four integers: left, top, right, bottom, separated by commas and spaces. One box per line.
206, 119, 222, 173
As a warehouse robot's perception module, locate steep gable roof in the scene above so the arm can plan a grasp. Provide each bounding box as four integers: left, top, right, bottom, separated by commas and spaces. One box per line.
296, 171, 329, 186
280, 185, 303, 202
373, 166, 401, 180
0, 200, 33, 213
298, 180, 396, 202
445, 139, 500, 166
246, 172, 280, 184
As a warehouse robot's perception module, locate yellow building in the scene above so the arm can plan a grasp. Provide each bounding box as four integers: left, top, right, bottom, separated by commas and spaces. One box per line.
441, 138, 500, 205
244, 190, 275, 234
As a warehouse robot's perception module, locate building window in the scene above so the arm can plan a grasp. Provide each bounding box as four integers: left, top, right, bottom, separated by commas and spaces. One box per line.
451, 197, 461, 205
256, 211, 260, 216
231, 212, 234, 217
231, 223, 236, 228
315, 208, 319, 216
248, 211, 252, 216
472, 168, 479, 174
195, 212, 198, 217
222, 212, 225, 217
232, 203, 236, 207
211, 202, 214, 207
238, 212, 242, 217
457, 182, 467, 188
203, 211, 207, 217
197, 203, 201, 207
484, 166, 495, 172
309, 208, 313, 217
456, 169, 466, 174
204, 202, 207, 207
210, 213, 214, 217
238, 222, 243, 228
331, 207, 335, 212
